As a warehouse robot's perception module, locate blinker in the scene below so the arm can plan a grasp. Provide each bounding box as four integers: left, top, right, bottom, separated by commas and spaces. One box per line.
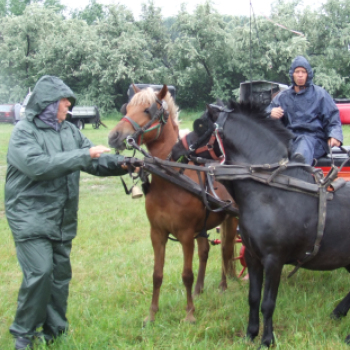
120, 103, 127, 116
193, 118, 210, 137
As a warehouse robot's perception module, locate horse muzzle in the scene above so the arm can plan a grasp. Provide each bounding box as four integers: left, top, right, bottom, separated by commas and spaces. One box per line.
108, 130, 127, 151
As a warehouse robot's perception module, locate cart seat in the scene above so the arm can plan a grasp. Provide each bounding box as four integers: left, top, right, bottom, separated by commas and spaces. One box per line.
314, 146, 350, 180
315, 146, 350, 167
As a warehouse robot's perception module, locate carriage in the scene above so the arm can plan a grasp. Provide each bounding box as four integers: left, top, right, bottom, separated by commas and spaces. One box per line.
239, 80, 350, 180
66, 105, 106, 130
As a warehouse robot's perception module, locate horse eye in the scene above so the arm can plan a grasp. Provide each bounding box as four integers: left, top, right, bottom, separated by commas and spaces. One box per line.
144, 108, 150, 114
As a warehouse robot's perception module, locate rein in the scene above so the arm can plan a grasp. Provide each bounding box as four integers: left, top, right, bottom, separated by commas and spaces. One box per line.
144, 154, 349, 277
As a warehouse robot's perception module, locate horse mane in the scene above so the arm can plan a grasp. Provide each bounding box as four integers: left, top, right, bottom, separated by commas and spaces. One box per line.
227, 100, 294, 148
129, 87, 180, 125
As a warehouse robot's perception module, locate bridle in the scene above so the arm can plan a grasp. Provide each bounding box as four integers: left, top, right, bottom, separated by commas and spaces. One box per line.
121, 97, 170, 147
179, 105, 232, 164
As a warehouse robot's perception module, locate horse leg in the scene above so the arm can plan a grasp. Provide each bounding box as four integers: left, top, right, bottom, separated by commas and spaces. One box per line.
245, 252, 264, 342
181, 237, 196, 323
331, 265, 350, 319
193, 236, 210, 296
219, 216, 239, 291
143, 229, 167, 325
260, 257, 283, 348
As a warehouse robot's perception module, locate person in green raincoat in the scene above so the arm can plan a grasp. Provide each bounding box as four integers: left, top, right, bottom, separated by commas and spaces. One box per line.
5, 76, 139, 350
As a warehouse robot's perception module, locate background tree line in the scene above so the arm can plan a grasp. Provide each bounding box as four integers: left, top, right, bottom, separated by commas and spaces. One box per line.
0, 0, 349, 112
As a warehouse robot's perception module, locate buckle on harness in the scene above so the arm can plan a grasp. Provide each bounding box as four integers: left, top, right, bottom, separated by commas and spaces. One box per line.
208, 165, 215, 176
279, 158, 289, 166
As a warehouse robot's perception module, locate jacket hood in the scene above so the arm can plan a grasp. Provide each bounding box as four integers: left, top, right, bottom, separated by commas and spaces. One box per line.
288, 56, 314, 87
25, 75, 76, 122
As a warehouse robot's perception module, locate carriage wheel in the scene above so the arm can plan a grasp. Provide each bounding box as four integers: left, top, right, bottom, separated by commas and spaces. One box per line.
76, 119, 84, 130
234, 238, 247, 278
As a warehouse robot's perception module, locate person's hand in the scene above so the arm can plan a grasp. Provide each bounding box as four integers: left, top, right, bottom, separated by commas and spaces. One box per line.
270, 107, 284, 119
118, 157, 143, 171
89, 145, 111, 158
328, 137, 341, 148
123, 157, 144, 167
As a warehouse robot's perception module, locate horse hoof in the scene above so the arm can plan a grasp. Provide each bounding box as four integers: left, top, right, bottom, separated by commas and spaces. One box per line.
330, 310, 344, 320
193, 288, 203, 297
345, 334, 350, 344
183, 315, 196, 324
241, 335, 253, 344
143, 317, 154, 328
218, 281, 227, 292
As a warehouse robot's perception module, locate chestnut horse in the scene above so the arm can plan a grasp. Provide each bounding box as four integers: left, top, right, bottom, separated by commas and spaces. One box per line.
108, 85, 239, 323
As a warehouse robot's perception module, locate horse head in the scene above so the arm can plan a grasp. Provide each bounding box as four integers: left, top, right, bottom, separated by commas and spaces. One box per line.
108, 84, 179, 153
173, 100, 295, 165
172, 103, 225, 163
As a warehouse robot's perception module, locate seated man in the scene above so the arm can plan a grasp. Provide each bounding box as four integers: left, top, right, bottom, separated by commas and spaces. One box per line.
266, 56, 343, 164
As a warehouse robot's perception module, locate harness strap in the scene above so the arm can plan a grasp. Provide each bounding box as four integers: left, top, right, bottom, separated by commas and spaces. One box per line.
142, 162, 238, 216
182, 134, 189, 150
288, 186, 328, 277
124, 99, 168, 145
122, 116, 142, 130
195, 208, 210, 239
195, 134, 224, 161
144, 157, 324, 197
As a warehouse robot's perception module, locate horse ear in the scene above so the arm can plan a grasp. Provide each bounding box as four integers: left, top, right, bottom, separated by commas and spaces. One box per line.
193, 118, 210, 136
216, 99, 225, 107
157, 85, 168, 100
120, 103, 127, 116
132, 84, 141, 93
206, 104, 220, 122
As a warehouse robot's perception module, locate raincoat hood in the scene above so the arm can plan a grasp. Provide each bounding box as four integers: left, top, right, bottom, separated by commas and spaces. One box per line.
25, 75, 76, 122
288, 56, 314, 87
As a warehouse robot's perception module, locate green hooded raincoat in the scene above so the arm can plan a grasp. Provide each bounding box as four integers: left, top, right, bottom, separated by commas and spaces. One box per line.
5, 76, 127, 242
5, 76, 127, 339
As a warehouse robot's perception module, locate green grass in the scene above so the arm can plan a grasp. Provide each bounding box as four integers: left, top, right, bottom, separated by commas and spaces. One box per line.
1, 117, 350, 349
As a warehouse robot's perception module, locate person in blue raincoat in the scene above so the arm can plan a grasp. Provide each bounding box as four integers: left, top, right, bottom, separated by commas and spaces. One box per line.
266, 56, 343, 164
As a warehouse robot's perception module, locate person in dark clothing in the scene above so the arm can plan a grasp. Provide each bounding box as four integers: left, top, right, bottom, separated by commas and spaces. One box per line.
266, 56, 343, 164
5, 76, 137, 350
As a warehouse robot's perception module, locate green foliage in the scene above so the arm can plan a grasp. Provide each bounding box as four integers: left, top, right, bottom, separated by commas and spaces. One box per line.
304, 0, 350, 96
71, 0, 106, 25
1, 0, 350, 110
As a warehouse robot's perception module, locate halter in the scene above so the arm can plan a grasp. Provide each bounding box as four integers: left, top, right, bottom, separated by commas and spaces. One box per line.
121, 97, 169, 146
181, 106, 232, 164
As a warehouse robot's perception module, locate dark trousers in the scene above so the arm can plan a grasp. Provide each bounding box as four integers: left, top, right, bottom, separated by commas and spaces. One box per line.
290, 134, 327, 165
10, 238, 72, 339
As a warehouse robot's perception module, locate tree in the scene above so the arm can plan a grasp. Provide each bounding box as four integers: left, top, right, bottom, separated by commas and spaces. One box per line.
71, 0, 106, 25
169, 2, 235, 107
0, 5, 64, 102
302, 0, 350, 96
136, 1, 172, 83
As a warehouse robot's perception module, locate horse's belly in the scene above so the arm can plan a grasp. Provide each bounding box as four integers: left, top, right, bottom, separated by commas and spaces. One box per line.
145, 191, 226, 234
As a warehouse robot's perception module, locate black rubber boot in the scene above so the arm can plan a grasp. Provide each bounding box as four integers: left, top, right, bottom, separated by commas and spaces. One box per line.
15, 337, 33, 350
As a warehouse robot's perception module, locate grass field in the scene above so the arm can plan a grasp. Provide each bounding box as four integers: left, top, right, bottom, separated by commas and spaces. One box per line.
1, 114, 350, 350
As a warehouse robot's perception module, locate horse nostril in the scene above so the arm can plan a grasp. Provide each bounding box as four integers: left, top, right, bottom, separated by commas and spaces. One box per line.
108, 131, 119, 147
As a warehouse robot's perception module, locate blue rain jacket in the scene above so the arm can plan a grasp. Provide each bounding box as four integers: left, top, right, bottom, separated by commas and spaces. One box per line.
267, 56, 343, 158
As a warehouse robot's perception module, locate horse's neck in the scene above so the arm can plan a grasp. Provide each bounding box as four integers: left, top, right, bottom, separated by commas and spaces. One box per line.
146, 118, 179, 160
225, 117, 288, 164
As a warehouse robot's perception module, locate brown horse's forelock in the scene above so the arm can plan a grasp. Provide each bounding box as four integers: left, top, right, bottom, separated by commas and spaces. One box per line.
128, 87, 179, 125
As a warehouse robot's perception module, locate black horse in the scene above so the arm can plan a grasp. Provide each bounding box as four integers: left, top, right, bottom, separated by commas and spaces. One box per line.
172, 101, 350, 347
